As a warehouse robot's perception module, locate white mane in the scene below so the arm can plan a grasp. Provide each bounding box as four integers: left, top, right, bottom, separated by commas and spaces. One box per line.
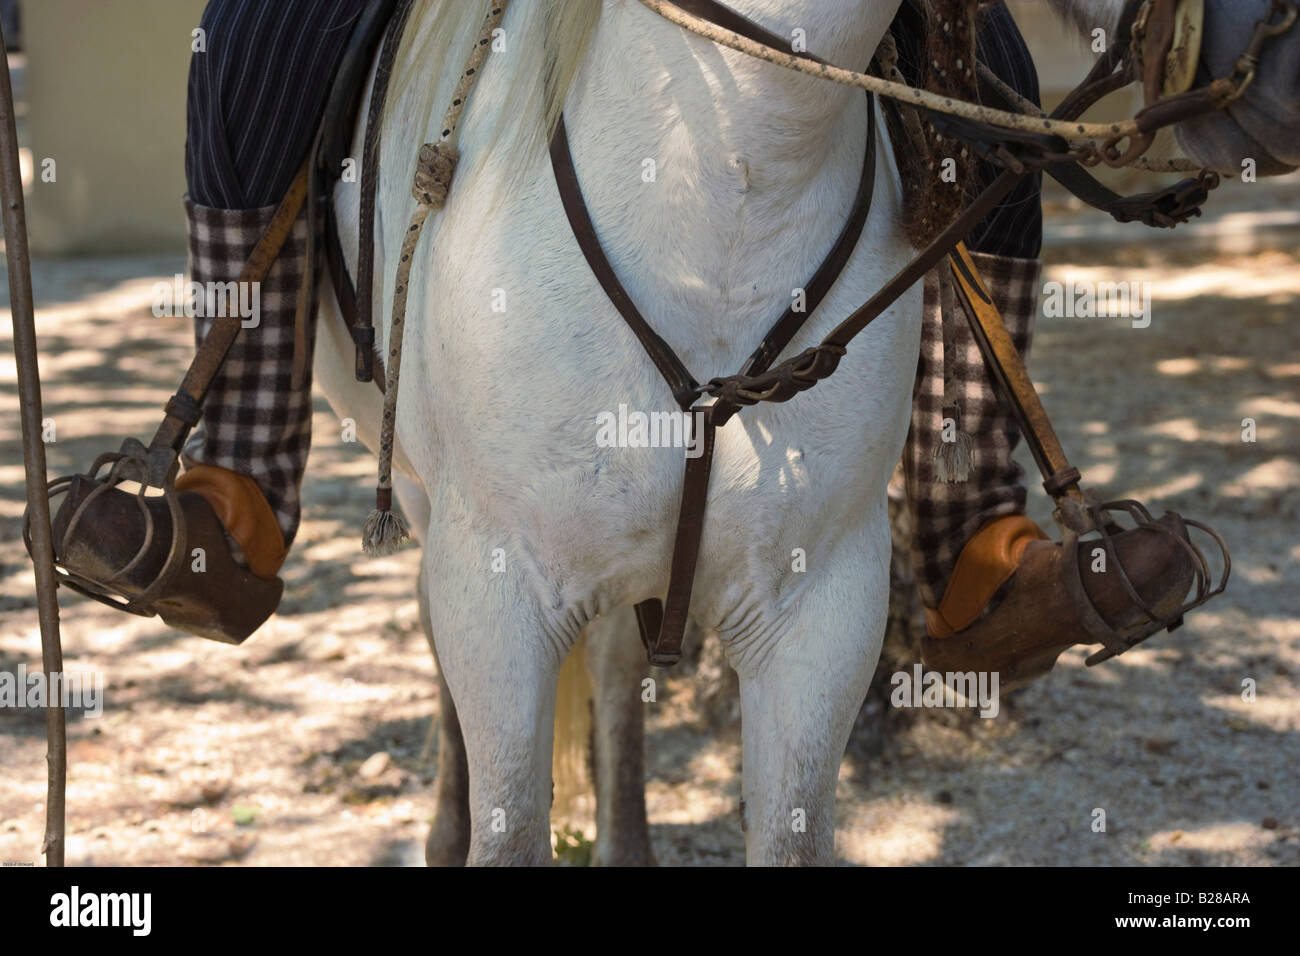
382, 0, 602, 188
1042, 0, 1128, 38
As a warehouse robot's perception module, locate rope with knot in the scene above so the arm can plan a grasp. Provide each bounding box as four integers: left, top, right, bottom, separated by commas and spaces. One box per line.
364, 2, 509, 556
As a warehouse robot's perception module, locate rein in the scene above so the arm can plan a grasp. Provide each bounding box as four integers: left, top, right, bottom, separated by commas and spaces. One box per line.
362, 1, 511, 555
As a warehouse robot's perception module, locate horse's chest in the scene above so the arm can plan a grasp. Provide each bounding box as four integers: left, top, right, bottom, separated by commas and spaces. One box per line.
399, 152, 917, 617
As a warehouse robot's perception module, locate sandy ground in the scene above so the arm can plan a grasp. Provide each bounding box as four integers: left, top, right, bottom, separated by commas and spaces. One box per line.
1, 170, 1297, 866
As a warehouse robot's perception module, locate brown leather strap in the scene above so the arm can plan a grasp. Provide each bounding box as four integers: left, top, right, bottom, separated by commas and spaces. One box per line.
702, 167, 1023, 426
550, 119, 701, 410
149, 160, 311, 459
972, 9, 1215, 232
947, 241, 1083, 503
628, 172, 1025, 665
292, 125, 325, 391
636, 416, 716, 666
742, 106, 876, 377
1052, 0, 1144, 122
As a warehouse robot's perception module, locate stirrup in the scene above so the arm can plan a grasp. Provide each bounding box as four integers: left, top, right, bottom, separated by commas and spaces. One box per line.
1056, 493, 1231, 666
25, 438, 282, 644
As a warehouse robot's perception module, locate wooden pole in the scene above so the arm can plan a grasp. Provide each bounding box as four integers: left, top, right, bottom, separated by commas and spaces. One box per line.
0, 22, 67, 867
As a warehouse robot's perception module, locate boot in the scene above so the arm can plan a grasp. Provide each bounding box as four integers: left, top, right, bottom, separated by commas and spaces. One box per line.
920, 513, 1197, 690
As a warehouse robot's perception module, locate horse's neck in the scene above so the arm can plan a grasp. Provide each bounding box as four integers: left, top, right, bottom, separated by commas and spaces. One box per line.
557, 0, 901, 368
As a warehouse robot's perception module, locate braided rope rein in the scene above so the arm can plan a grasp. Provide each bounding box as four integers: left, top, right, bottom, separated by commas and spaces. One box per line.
640, 0, 1225, 174
364, 2, 509, 556
640, 0, 1144, 143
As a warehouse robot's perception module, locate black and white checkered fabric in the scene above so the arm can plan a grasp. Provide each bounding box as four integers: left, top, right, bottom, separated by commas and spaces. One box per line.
180, 199, 317, 545
902, 251, 1042, 609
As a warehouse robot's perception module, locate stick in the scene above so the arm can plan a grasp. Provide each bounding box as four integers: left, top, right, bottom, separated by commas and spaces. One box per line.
0, 22, 67, 867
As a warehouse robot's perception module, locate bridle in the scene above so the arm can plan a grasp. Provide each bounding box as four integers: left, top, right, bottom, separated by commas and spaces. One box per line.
1105, 0, 1298, 165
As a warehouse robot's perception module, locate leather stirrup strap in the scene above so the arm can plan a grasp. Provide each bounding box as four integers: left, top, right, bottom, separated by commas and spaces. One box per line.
149, 160, 311, 459
947, 241, 1084, 502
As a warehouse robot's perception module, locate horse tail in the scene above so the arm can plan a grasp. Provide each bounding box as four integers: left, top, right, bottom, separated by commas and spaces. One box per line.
551, 629, 594, 818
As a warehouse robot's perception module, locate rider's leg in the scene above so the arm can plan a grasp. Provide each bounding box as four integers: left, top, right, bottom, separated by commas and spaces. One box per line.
901, 4, 1195, 687
178, 0, 367, 568
45, 0, 369, 640
899, 1, 1046, 612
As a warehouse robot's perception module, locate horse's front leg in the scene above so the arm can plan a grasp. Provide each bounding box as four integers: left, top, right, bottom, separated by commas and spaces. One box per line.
730, 519, 890, 866
419, 564, 470, 866
585, 606, 656, 866
422, 523, 565, 866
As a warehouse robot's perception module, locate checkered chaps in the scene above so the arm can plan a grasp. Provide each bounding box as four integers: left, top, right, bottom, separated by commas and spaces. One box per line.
903, 251, 1043, 609
180, 198, 317, 546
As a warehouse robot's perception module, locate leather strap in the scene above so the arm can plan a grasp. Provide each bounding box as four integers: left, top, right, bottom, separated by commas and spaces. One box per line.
698, 167, 1024, 428
972, 8, 1213, 231
292, 124, 324, 391
317, 0, 399, 389
947, 241, 1082, 502
354, 0, 418, 386
637, 416, 716, 666
742, 107, 876, 377
550, 119, 702, 411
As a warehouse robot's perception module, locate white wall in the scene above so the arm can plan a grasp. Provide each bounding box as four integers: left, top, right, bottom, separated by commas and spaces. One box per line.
24, 0, 207, 255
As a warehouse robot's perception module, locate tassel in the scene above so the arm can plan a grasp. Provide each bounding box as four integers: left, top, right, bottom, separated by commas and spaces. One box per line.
362, 486, 409, 556
933, 403, 973, 483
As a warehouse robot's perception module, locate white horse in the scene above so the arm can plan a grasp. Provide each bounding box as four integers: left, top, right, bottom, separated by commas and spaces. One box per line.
314, 0, 1296, 865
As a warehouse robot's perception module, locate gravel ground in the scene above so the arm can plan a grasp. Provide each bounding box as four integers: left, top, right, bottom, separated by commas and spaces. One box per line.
1, 174, 1296, 867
